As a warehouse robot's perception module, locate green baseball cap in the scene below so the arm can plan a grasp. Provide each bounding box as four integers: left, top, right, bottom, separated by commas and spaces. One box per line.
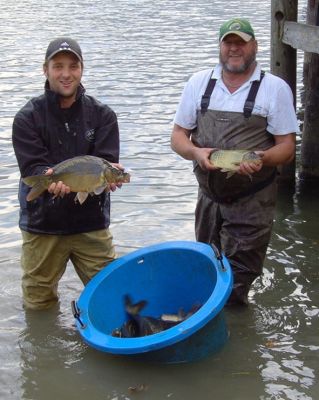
219, 18, 255, 42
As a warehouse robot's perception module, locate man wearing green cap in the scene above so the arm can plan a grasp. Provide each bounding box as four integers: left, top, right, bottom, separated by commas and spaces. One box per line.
171, 18, 298, 305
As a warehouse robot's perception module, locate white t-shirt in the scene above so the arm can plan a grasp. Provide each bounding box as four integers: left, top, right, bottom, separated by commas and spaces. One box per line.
174, 63, 299, 135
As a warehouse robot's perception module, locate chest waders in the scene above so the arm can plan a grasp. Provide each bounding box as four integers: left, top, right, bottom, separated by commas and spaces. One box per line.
193, 71, 278, 305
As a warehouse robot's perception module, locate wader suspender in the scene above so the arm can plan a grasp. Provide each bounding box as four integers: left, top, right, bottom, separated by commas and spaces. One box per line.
200, 70, 265, 116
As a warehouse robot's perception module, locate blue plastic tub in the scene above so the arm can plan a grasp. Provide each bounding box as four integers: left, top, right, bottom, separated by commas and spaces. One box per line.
72, 241, 233, 363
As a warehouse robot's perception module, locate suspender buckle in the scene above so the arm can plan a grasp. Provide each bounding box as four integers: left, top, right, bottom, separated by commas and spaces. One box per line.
243, 100, 255, 118
200, 96, 210, 114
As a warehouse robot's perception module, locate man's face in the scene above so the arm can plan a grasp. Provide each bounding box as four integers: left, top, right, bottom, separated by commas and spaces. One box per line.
219, 34, 257, 73
43, 51, 83, 104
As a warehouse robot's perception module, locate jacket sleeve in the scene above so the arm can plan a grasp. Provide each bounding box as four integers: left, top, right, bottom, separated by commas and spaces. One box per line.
12, 104, 51, 177
91, 104, 120, 163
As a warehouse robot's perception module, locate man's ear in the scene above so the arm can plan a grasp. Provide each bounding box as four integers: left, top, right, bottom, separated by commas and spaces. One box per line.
43, 64, 48, 78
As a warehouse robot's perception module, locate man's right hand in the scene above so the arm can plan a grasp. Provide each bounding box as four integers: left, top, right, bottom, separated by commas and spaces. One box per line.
45, 168, 71, 198
171, 124, 219, 171
194, 147, 219, 171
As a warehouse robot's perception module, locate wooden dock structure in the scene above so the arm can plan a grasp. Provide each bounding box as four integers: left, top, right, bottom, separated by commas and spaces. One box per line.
271, 0, 319, 186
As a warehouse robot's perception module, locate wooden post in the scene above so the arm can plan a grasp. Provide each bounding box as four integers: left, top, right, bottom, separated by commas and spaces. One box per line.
271, 0, 298, 186
300, 0, 319, 182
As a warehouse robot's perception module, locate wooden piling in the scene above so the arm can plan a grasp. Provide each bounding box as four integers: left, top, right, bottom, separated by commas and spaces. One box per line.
300, 0, 319, 182
271, 0, 298, 186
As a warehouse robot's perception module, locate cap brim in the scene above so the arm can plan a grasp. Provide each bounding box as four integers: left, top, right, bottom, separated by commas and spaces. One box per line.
220, 31, 253, 42
46, 49, 82, 62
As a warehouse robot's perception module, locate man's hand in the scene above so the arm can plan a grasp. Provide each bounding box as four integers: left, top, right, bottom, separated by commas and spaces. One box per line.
45, 168, 71, 198
237, 151, 264, 176
195, 148, 219, 171
171, 124, 219, 171
107, 163, 125, 192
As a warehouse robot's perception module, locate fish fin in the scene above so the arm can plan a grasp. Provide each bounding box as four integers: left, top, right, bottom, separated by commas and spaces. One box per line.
94, 185, 107, 195
124, 295, 147, 316
226, 171, 236, 179
219, 169, 236, 179
75, 192, 89, 204
23, 176, 50, 201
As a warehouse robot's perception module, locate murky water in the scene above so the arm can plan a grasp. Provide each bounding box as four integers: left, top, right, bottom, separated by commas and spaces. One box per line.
1, 0, 318, 399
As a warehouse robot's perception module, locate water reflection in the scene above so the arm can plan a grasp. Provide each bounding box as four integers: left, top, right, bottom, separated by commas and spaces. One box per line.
254, 302, 317, 400
19, 308, 85, 400
251, 192, 319, 400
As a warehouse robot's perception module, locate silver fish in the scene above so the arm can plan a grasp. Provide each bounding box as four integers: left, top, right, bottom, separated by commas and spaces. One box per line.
209, 150, 262, 179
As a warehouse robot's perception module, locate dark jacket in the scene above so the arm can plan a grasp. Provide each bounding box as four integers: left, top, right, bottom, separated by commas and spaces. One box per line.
12, 82, 120, 234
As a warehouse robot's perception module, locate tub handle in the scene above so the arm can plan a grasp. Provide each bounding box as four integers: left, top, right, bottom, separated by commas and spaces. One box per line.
71, 300, 86, 328
210, 242, 226, 271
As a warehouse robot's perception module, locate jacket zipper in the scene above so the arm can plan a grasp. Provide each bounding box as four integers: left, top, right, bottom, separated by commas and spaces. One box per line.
65, 122, 70, 133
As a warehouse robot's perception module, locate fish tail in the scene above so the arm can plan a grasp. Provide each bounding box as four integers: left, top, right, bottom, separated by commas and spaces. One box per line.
22, 175, 50, 201
124, 294, 147, 316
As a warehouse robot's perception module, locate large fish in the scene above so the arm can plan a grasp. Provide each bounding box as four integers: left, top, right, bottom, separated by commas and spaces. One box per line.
22, 155, 130, 204
111, 295, 201, 338
112, 295, 176, 338
209, 149, 262, 179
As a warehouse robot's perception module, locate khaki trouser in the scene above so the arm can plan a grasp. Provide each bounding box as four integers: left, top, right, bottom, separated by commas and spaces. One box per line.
21, 229, 116, 310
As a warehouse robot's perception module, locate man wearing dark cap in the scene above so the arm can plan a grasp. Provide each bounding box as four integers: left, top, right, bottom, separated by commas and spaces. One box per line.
171, 19, 299, 305
12, 37, 125, 310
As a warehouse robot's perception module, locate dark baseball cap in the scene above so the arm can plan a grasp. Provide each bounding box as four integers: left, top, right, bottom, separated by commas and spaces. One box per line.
45, 37, 83, 62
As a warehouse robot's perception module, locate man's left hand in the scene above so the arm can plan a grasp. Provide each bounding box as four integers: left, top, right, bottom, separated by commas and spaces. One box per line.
107, 162, 125, 192
238, 151, 264, 176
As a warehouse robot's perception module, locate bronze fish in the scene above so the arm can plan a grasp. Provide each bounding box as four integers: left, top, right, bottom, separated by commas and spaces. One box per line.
22, 155, 130, 204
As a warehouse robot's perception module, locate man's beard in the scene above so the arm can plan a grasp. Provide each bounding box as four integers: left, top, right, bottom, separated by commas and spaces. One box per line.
220, 52, 256, 74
